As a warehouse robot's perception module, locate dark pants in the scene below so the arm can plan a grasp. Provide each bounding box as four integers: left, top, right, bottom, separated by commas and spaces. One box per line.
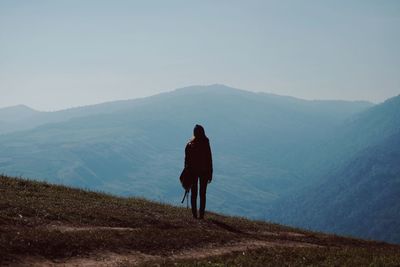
191, 175, 208, 218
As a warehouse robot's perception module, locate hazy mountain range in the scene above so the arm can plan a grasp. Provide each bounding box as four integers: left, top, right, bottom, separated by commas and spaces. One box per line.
268, 95, 400, 244
0, 84, 399, 243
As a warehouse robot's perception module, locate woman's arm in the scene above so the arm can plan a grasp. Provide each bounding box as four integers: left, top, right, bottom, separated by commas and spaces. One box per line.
184, 143, 190, 169
207, 141, 213, 181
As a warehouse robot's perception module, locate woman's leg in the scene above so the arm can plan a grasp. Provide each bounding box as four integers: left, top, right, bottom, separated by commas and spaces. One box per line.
199, 176, 208, 219
190, 176, 199, 218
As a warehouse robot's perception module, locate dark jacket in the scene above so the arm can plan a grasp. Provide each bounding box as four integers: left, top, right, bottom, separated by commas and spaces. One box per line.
184, 137, 213, 180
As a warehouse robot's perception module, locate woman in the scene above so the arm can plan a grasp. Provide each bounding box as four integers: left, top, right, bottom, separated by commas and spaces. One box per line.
184, 124, 213, 219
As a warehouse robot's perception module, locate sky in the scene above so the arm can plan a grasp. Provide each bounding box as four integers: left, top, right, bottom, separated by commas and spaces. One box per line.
1, 0, 399, 111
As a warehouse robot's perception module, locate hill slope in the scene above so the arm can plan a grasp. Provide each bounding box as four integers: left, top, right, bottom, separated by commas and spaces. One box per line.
301, 94, 400, 178
268, 95, 400, 244
1, 175, 399, 266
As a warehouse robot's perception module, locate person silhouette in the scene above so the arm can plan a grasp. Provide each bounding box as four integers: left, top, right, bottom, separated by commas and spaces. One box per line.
184, 124, 213, 219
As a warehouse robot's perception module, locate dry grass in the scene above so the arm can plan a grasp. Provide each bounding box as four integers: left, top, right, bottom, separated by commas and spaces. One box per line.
1, 175, 399, 266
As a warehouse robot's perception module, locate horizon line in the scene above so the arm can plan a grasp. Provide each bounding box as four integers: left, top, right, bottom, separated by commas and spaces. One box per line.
0, 83, 388, 112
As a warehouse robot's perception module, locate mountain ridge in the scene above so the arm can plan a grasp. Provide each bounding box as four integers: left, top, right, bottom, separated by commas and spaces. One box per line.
0, 84, 373, 136
1, 84, 374, 116
0, 85, 373, 205
267, 96, 400, 244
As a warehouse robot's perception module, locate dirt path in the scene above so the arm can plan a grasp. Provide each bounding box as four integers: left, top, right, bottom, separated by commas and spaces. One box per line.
22, 240, 319, 266
21, 225, 320, 267
61, 239, 319, 267
47, 224, 140, 233
47, 224, 306, 238
171, 239, 319, 260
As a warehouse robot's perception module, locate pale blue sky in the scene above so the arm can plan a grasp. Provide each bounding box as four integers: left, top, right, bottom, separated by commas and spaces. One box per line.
1, 0, 399, 110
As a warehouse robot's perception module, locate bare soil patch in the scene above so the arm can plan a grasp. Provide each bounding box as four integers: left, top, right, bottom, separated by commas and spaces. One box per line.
20, 238, 320, 266
47, 224, 140, 233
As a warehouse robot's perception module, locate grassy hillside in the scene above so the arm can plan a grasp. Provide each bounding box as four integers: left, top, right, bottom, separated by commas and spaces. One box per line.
1, 175, 399, 266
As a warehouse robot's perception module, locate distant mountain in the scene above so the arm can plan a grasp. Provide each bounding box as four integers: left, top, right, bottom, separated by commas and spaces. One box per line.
0, 104, 39, 121
0, 105, 41, 134
0, 84, 372, 219
268, 95, 400, 244
0, 98, 157, 135
289, 94, 400, 183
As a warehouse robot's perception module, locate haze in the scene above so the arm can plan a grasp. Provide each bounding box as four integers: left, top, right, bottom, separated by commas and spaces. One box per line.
1, 0, 399, 111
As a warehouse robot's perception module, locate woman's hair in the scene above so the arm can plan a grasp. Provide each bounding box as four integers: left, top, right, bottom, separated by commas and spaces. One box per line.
192, 124, 207, 141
